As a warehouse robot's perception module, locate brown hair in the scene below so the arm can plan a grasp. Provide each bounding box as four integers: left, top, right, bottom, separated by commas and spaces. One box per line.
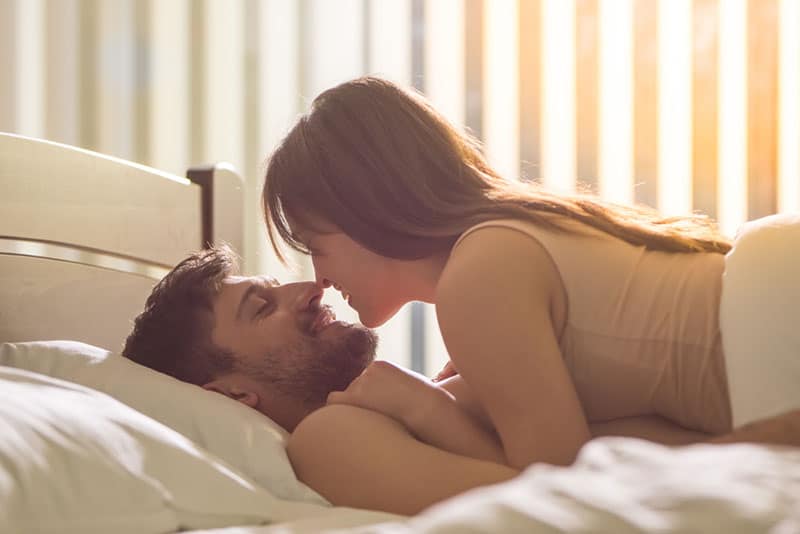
263, 76, 730, 262
122, 245, 237, 385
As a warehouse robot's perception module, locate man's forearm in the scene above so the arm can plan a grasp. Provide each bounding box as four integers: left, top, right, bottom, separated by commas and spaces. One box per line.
402, 390, 507, 465
709, 410, 800, 447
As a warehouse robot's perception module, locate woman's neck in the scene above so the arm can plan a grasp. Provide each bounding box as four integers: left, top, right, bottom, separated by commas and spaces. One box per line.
396, 249, 451, 303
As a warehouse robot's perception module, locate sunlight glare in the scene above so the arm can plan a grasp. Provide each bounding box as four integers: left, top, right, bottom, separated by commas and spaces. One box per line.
599, 0, 634, 204
542, 0, 576, 193
425, 0, 465, 125
778, 0, 800, 212
484, 0, 519, 181
658, 0, 693, 215
717, 0, 748, 236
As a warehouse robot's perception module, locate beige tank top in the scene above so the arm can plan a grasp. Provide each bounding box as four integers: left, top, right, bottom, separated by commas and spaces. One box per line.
452, 218, 732, 434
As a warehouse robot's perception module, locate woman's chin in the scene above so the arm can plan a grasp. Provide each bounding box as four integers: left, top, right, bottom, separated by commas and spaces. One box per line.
356, 308, 391, 329
351, 297, 403, 328
356, 313, 380, 328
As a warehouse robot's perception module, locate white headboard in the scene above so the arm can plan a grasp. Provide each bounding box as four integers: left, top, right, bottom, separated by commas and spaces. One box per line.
0, 133, 244, 352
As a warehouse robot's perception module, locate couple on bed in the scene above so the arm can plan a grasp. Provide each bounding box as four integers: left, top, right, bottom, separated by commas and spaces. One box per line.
123, 76, 800, 516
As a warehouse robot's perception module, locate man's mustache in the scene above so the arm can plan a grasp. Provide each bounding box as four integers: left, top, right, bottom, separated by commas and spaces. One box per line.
305, 304, 338, 336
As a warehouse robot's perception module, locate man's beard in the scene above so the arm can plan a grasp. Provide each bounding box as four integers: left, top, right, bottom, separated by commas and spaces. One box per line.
237, 324, 377, 406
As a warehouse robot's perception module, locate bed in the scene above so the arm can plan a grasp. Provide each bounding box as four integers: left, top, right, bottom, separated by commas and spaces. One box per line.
1, 132, 798, 533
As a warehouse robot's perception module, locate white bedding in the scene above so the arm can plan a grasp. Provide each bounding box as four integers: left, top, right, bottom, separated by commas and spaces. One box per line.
195, 439, 800, 534
2, 373, 799, 534
0, 363, 402, 533
0, 340, 326, 505
8, 355, 798, 534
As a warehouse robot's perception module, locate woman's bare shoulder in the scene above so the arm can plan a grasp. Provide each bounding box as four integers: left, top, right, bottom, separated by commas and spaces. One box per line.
438, 223, 561, 312
451, 220, 553, 259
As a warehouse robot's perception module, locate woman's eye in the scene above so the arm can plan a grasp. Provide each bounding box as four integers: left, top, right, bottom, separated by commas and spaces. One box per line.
304, 239, 321, 255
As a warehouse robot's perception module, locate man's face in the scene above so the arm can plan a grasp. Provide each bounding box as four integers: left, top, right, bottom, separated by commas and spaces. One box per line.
211, 275, 377, 406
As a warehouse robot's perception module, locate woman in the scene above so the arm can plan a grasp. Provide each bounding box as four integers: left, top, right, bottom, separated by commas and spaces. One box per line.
262, 76, 782, 469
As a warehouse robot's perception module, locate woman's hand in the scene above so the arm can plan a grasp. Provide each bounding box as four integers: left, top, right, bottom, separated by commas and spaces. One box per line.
432, 360, 458, 382
327, 360, 450, 429
328, 360, 508, 464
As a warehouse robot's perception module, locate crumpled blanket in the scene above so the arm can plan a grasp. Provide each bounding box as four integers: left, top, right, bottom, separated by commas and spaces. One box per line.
350, 438, 800, 533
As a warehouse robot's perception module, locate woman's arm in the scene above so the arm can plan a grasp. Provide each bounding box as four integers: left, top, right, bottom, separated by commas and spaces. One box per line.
287, 404, 519, 515
590, 415, 711, 445
708, 409, 800, 447
441, 374, 713, 446
327, 361, 506, 463
400, 383, 506, 464
436, 227, 592, 469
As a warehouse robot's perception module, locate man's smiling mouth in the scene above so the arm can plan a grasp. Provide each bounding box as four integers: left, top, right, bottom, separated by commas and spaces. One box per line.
309, 305, 339, 335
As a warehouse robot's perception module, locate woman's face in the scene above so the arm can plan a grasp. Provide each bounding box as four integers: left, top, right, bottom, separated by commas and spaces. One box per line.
298, 225, 405, 328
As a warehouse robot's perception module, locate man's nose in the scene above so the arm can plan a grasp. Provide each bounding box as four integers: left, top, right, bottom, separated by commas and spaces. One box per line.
293, 281, 325, 312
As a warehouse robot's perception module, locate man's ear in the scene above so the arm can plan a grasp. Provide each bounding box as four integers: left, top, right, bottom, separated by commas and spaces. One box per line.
203, 377, 259, 408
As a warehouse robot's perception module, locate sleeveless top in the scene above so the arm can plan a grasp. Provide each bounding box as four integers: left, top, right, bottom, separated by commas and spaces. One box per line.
451, 218, 732, 434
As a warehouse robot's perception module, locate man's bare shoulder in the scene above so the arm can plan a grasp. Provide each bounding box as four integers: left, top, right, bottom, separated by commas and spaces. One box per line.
286, 403, 518, 515
290, 404, 407, 445
286, 404, 411, 477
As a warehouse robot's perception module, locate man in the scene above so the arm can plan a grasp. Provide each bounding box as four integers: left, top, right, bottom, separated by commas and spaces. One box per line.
124, 245, 800, 516
124, 244, 521, 514
122, 244, 377, 432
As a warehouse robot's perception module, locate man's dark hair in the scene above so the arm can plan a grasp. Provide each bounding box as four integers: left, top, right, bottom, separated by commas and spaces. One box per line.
122, 244, 238, 385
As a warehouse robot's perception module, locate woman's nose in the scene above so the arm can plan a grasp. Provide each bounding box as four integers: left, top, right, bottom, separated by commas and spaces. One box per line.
294, 281, 325, 311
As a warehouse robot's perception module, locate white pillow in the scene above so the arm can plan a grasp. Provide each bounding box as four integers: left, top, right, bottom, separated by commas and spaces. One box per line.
0, 366, 282, 533
0, 340, 326, 506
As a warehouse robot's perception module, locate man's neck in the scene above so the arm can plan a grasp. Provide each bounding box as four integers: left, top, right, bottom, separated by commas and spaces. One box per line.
262, 397, 322, 433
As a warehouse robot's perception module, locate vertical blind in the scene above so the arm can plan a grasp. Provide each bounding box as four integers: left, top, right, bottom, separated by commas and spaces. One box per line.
1, 0, 798, 372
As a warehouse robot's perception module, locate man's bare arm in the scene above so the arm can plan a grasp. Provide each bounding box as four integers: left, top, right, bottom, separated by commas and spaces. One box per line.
287, 404, 519, 516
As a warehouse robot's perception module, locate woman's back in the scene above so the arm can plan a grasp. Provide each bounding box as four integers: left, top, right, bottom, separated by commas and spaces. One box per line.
452, 217, 732, 434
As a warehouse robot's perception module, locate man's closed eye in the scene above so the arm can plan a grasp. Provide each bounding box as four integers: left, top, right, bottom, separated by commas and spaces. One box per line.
255, 299, 273, 320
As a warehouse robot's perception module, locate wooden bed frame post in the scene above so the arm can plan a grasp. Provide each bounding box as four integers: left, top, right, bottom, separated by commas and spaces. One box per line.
186, 166, 215, 249
186, 163, 245, 256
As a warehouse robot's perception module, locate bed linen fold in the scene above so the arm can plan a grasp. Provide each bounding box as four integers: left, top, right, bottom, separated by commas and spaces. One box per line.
190, 438, 800, 534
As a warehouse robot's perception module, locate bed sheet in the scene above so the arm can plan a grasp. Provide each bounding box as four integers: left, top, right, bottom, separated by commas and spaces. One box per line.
196, 437, 800, 534
191, 506, 402, 533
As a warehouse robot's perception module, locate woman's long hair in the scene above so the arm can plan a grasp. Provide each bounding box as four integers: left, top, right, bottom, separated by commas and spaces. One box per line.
263, 76, 730, 263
